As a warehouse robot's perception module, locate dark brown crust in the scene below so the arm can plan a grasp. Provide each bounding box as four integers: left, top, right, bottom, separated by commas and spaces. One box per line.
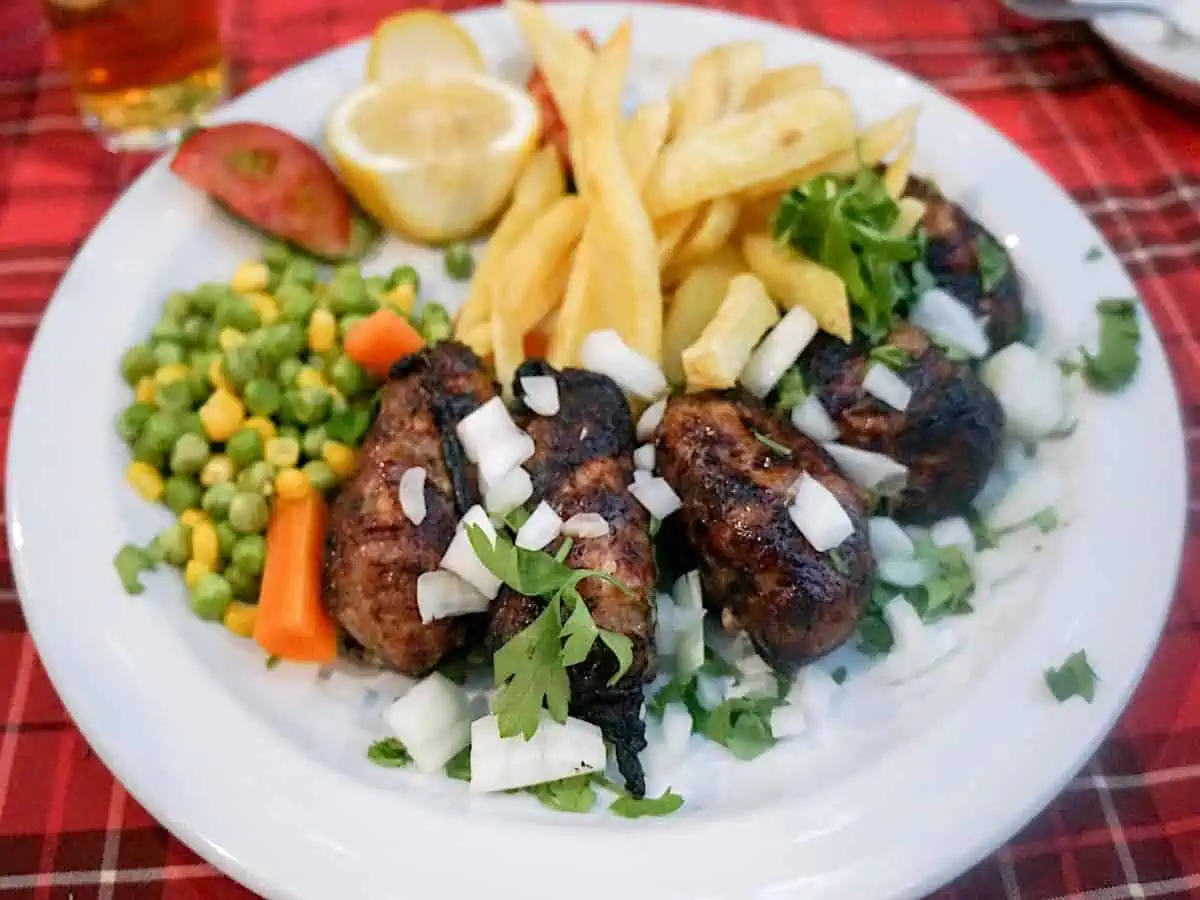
323, 342, 496, 676
656, 390, 873, 671
800, 324, 1004, 523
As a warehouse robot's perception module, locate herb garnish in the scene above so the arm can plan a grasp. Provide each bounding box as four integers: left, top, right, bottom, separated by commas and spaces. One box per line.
366, 738, 411, 768
831, 666, 848, 685
1044, 650, 1097, 703
1084, 246, 1103, 262
752, 430, 792, 457
609, 788, 685, 818
113, 543, 156, 594
529, 774, 598, 813
444, 747, 472, 781
869, 344, 913, 370
503, 506, 532, 531
976, 233, 1009, 293
774, 367, 808, 412
1033, 508, 1058, 534
1080, 299, 1141, 392
648, 672, 789, 761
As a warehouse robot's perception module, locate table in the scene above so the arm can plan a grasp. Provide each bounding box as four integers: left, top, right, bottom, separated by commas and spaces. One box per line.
2, 0, 1199, 897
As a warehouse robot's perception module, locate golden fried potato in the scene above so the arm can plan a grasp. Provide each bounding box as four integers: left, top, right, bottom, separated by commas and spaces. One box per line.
667, 196, 740, 273
742, 64, 823, 111
884, 138, 915, 199
662, 249, 746, 384
741, 231, 851, 341
507, 0, 592, 135
681, 273, 779, 391
675, 41, 765, 134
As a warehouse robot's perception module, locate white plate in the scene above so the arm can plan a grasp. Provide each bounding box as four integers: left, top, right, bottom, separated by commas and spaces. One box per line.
1094, 12, 1200, 104
7, 4, 1187, 899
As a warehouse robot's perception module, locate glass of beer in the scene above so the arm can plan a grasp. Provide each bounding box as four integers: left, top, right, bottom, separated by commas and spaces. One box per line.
41, 0, 226, 151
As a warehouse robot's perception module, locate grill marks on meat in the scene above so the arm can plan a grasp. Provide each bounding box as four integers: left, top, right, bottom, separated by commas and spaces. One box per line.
801, 324, 1004, 523
324, 343, 496, 676
488, 361, 656, 796
657, 390, 872, 670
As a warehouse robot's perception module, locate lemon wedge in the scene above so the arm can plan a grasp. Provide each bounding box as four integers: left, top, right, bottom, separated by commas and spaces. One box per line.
328, 74, 540, 244
367, 10, 484, 82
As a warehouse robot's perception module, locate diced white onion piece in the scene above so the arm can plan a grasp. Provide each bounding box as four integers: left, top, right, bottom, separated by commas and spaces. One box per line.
868, 517, 914, 559
398, 466, 427, 526
456, 397, 522, 463
695, 674, 729, 710
981, 343, 1070, 442
660, 704, 694, 755
477, 432, 536, 486
791, 395, 838, 443
383, 673, 471, 772
882, 595, 925, 651
416, 570, 490, 623
1000, 440, 1032, 478
520, 375, 560, 416
580, 329, 668, 400
788, 473, 854, 551
440, 506, 502, 599
633, 443, 656, 471
881, 597, 959, 684
795, 666, 840, 726
930, 516, 975, 558
863, 363, 913, 412
770, 704, 809, 739
561, 512, 610, 539
632, 468, 654, 486
823, 442, 908, 495
672, 571, 705, 679
636, 398, 667, 442
654, 593, 680, 658
739, 306, 819, 398
973, 545, 1033, 592
630, 476, 682, 519
985, 464, 1062, 534
877, 556, 934, 588
972, 466, 1009, 514
483, 466, 532, 516
737, 653, 773, 679
516, 501, 563, 550
911, 287, 990, 359
469, 713, 606, 794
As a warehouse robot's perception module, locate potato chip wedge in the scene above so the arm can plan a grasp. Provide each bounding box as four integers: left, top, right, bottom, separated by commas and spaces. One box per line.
681, 273, 779, 392
741, 231, 851, 342
743, 64, 823, 111
662, 251, 746, 384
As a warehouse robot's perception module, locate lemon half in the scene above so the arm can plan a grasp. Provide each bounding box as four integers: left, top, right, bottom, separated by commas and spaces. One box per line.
328, 74, 540, 244
367, 10, 484, 82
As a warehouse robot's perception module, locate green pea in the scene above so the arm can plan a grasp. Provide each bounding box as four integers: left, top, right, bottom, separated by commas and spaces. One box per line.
287, 387, 330, 426
226, 428, 265, 467
301, 425, 328, 460
276, 358, 302, 388
216, 521, 238, 559
225, 566, 260, 601
285, 256, 318, 288
152, 341, 187, 368
186, 366, 210, 404
190, 282, 234, 316
277, 424, 302, 443
153, 523, 191, 567
152, 317, 187, 344
181, 315, 212, 348
444, 242, 474, 281
222, 345, 261, 390
244, 379, 281, 417
386, 264, 420, 293
236, 460, 276, 496
202, 482, 238, 520
139, 410, 182, 457
229, 492, 270, 533
328, 266, 376, 315
303, 460, 338, 492
276, 283, 315, 324
154, 378, 193, 411
179, 411, 205, 437
170, 432, 211, 475
215, 294, 260, 333
232, 534, 267, 577
162, 290, 191, 320
264, 435, 300, 469
164, 476, 202, 515
190, 572, 233, 621
330, 355, 368, 397
417, 303, 453, 346
259, 323, 305, 365
263, 240, 292, 271
120, 344, 158, 386
338, 314, 367, 340
116, 403, 155, 444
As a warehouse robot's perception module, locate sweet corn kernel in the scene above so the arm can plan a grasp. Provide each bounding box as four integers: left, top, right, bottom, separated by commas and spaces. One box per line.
185, 559, 211, 589
295, 367, 328, 390
246, 291, 280, 325
125, 461, 164, 501
199, 389, 245, 442
223, 601, 259, 638
200, 454, 236, 487
207, 356, 231, 392
218, 328, 247, 351
135, 376, 157, 405
179, 508, 208, 528
384, 283, 415, 315
322, 441, 357, 478
190, 520, 220, 570
274, 467, 310, 501
243, 416, 277, 442
231, 260, 270, 294
308, 308, 337, 353
264, 436, 301, 469
154, 363, 190, 386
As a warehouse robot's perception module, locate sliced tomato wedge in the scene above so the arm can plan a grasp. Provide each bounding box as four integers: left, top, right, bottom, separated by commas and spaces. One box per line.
170, 123, 354, 259
525, 29, 596, 176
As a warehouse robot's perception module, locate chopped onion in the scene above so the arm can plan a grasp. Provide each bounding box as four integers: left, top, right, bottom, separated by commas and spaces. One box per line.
788, 473, 853, 551
580, 330, 668, 399
911, 287, 990, 359
660, 704, 693, 756
878, 556, 934, 588
770, 704, 809, 739
739, 306, 819, 397
973, 545, 1033, 592
520, 375, 560, 416
516, 501, 563, 550
440, 506, 502, 599
654, 593, 681, 657
383, 673, 471, 772
795, 666, 840, 726
632, 468, 654, 487
981, 342, 1070, 442
823, 442, 908, 495
868, 517, 914, 559
863, 363, 912, 412
791, 395, 838, 443
985, 463, 1062, 534
417, 570, 490, 623
633, 443, 656, 471
630, 476, 682, 519
483, 466, 532, 516
398, 466, 427, 526
672, 570, 704, 679
930, 516, 975, 557
972, 466, 1010, 514
478, 433, 536, 486
881, 597, 959, 685
456, 397, 522, 462
636, 398, 667, 442
561, 512, 610, 539
469, 713, 606, 794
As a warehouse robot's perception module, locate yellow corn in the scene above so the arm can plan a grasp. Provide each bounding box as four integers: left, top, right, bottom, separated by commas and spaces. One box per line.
125, 461, 164, 501
185, 560, 211, 589
384, 283, 415, 315
135, 376, 156, 405
231, 260, 270, 294
154, 363, 190, 386
274, 467, 310, 500
199, 389, 245, 442
218, 328, 246, 351
191, 520, 220, 570
200, 454, 236, 487
296, 367, 328, 390
223, 601, 258, 638
308, 308, 337, 353
265, 436, 300, 469
322, 441, 357, 478
243, 416, 277, 442
179, 508, 208, 528
207, 357, 231, 392
246, 291, 280, 325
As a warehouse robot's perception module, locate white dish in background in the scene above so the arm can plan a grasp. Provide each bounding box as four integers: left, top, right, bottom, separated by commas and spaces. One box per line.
1093, 10, 1200, 103
6, 4, 1186, 900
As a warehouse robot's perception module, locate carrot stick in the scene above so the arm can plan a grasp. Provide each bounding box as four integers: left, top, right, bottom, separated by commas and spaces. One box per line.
254, 491, 337, 663
343, 309, 425, 376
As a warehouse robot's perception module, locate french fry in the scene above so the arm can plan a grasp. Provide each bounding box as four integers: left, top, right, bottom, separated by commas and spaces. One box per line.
890, 197, 926, 237
883, 138, 915, 199
741, 232, 851, 342
742, 64, 823, 111
655, 210, 696, 268
737, 192, 781, 236
681, 273, 779, 392
675, 41, 765, 134
666, 196, 740, 274
662, 250, 746, 384
644, 87, 856, 217
507, 0, 593, 136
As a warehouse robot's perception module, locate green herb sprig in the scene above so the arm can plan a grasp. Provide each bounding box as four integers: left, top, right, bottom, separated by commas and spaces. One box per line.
1045, 650, 1097, 703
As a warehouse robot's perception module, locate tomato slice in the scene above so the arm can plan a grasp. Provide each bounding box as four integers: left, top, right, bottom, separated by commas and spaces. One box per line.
170, 123, 354, 258
525, 29, 596, 176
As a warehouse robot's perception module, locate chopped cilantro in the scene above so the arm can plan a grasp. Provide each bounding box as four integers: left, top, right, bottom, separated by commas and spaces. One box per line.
868, 344, 914, 370
1033, 508, 1058, 533
831, 666, 848, 685
529, 774, 598, 813
701, 695, 783, 760
698, 648, 740, 680
752, 430, 792, 457
1044, 650, 1097, 703
503, 506, 532, 532
1084, 246, 1103, 262
1079, 299, 1141, 392
609, 788, 685, 818
1058, 357, 1081, 377
366, 738, 411, 768
967, 510, 998, 550
113, 544, 156, 595
444, 747, 471, 781
976, 233, 1009, 293
774, 367, 808, 412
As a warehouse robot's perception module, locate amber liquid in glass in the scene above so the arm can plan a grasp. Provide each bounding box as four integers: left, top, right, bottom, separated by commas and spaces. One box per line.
43, 0, 225, 149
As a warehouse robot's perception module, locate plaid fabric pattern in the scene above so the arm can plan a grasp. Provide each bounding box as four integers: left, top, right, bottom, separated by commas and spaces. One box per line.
2, 0, 1198, 897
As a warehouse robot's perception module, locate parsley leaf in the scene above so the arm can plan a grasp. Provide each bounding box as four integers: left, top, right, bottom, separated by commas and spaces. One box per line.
831, 666, 848, 685
701, 696, 782, 760
492, 595, 571, 739
698, 648, 740, 680
1079, 299, 1140, 392
752, 430, 792, 457
325, 407, 372, 445
367, 738, 411, 768
1033, 508, 1058, 533
774, 367, 808, 412
647, 675, 708, 724
907, 538, 974, 621
1084, 246, 1103, 262
610, 788, 685, 818
528, 774, 598, 813
444, 747, 471, 781
975, 233, 1009, 293
1045, 650, 1097, 703
504, 506, 531, 532
113, 544, 156, 595
868, 344, 914, 370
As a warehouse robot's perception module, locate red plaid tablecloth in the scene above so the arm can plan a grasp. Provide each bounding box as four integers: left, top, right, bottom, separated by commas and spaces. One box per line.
2, 0, 1199, 897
